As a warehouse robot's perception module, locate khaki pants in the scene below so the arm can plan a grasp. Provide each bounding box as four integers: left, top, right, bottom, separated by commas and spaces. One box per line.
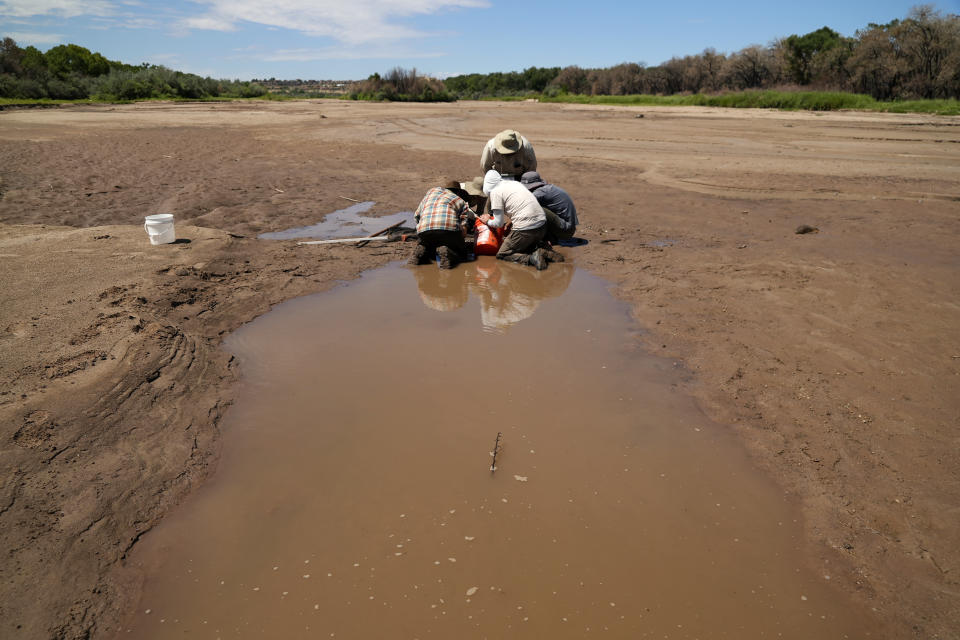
496, 225, 546, 264
543, 208, 575, 244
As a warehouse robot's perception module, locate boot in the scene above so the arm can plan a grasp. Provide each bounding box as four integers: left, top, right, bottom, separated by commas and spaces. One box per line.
528, 248, 548, 270
540, 246, 565, 263
436, 246, 455, 269
407, 243, 427, 266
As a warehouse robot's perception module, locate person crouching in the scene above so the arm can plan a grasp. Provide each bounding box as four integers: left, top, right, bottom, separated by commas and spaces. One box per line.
520, 171, 578, 245
409, 181, 476, 269
480, 170, 550, 270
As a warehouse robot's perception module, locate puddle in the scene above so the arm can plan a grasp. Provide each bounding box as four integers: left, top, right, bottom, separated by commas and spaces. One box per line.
121, 260, 881, 639
257, 201, 414, 240
412, 259, 575, 333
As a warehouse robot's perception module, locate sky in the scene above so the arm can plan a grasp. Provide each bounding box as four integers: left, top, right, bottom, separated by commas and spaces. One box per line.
0, 0, 953, 80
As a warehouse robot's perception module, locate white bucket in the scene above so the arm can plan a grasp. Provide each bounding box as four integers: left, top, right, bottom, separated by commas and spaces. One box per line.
144, 214, 176, 245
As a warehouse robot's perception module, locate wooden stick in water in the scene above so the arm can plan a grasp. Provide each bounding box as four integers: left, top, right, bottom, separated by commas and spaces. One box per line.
490, 432, 502, 472
356, 219, 406, 248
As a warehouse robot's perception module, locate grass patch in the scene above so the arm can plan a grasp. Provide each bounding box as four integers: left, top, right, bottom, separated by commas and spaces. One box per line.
1, 95, 274, 107
475, 95, 540, 102
3, 92, 955, 116
534, 91, 959, 115
256, 92, 348, 100
0, 97, 77, 107
875, 99, 960, 116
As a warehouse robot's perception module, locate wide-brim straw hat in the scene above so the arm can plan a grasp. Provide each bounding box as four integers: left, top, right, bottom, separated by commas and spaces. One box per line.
493, 129, 522, 155
443, 180, 469, 200
463, 176, 486, 196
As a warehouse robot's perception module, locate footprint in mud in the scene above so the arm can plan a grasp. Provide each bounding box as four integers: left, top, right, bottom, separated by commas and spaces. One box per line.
3, 321, 31, 339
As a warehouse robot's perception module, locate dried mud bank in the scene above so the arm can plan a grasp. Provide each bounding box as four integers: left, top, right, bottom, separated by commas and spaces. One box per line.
0, 224, 408, 638
0, 101, 958, 638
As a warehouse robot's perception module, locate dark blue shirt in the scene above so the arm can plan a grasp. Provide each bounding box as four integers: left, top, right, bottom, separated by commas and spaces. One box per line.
531, 184, 578, 231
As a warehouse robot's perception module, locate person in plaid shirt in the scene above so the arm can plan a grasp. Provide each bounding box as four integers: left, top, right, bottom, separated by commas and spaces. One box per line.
409, 181, 476, 269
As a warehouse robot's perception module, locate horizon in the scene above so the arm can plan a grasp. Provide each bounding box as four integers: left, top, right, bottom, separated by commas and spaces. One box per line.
0, 0, 949, 82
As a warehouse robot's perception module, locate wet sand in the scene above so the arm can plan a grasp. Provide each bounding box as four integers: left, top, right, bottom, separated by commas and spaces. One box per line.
0, 100, 958, 638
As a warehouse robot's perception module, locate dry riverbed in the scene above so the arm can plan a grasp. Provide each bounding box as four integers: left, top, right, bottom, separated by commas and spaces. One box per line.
0, 100, 957, 638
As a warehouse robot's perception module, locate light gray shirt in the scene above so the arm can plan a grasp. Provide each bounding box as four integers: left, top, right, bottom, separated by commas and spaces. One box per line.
487, 180, 546, 231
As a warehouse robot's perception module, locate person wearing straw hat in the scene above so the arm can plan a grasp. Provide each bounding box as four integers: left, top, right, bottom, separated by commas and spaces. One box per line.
409, 181, 476, 269
461, 175, 488, 214
480, 129, 537, 179
480, 170, 549, 270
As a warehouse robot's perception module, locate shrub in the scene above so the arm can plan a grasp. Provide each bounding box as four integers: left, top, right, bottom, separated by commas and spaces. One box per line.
348, 67, 454, 102
46, 77, 87, 99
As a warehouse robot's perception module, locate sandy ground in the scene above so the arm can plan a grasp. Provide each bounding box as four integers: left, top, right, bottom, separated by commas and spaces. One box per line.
0, 100, 957, 639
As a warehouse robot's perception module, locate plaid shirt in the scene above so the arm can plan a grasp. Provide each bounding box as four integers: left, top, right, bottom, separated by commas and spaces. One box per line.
415, 187, 470, 233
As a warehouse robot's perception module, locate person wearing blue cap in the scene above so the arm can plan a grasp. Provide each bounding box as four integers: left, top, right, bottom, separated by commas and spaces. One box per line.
520, 171, 578, 245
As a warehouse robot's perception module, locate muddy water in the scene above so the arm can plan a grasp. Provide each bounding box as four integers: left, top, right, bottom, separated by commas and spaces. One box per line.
122, 260, 880, 639
257, 202, 413, 240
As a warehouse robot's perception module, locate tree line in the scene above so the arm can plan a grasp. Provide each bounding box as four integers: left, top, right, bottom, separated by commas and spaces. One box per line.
0, 39, 266, 100
347, 67, 455, 102
3, 4, 955, 104
445, 5, 959, 101
444, 66, 561, 98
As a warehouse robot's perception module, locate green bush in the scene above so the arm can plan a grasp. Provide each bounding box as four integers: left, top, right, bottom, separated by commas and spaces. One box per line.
46, 77, 87, 99
0, 38, 266, 102
347, 67, 454, 102
535, 89, 958, 115
9, 76, 45, 99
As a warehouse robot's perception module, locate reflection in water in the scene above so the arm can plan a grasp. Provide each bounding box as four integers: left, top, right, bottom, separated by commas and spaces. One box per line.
258, 201, 415, 240
411, 258, 575, 332
412, 266, 469, 312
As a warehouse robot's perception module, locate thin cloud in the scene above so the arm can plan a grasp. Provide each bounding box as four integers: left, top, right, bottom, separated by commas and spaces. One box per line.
123, 17, 159, 28
5, 30, 64, 44
0, 0, 114, 18
183, 15, 237, 32
147, 52, 180, 63
183, 0, 488, 45
261, 46, 447, 61
89, 14, 159, 29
